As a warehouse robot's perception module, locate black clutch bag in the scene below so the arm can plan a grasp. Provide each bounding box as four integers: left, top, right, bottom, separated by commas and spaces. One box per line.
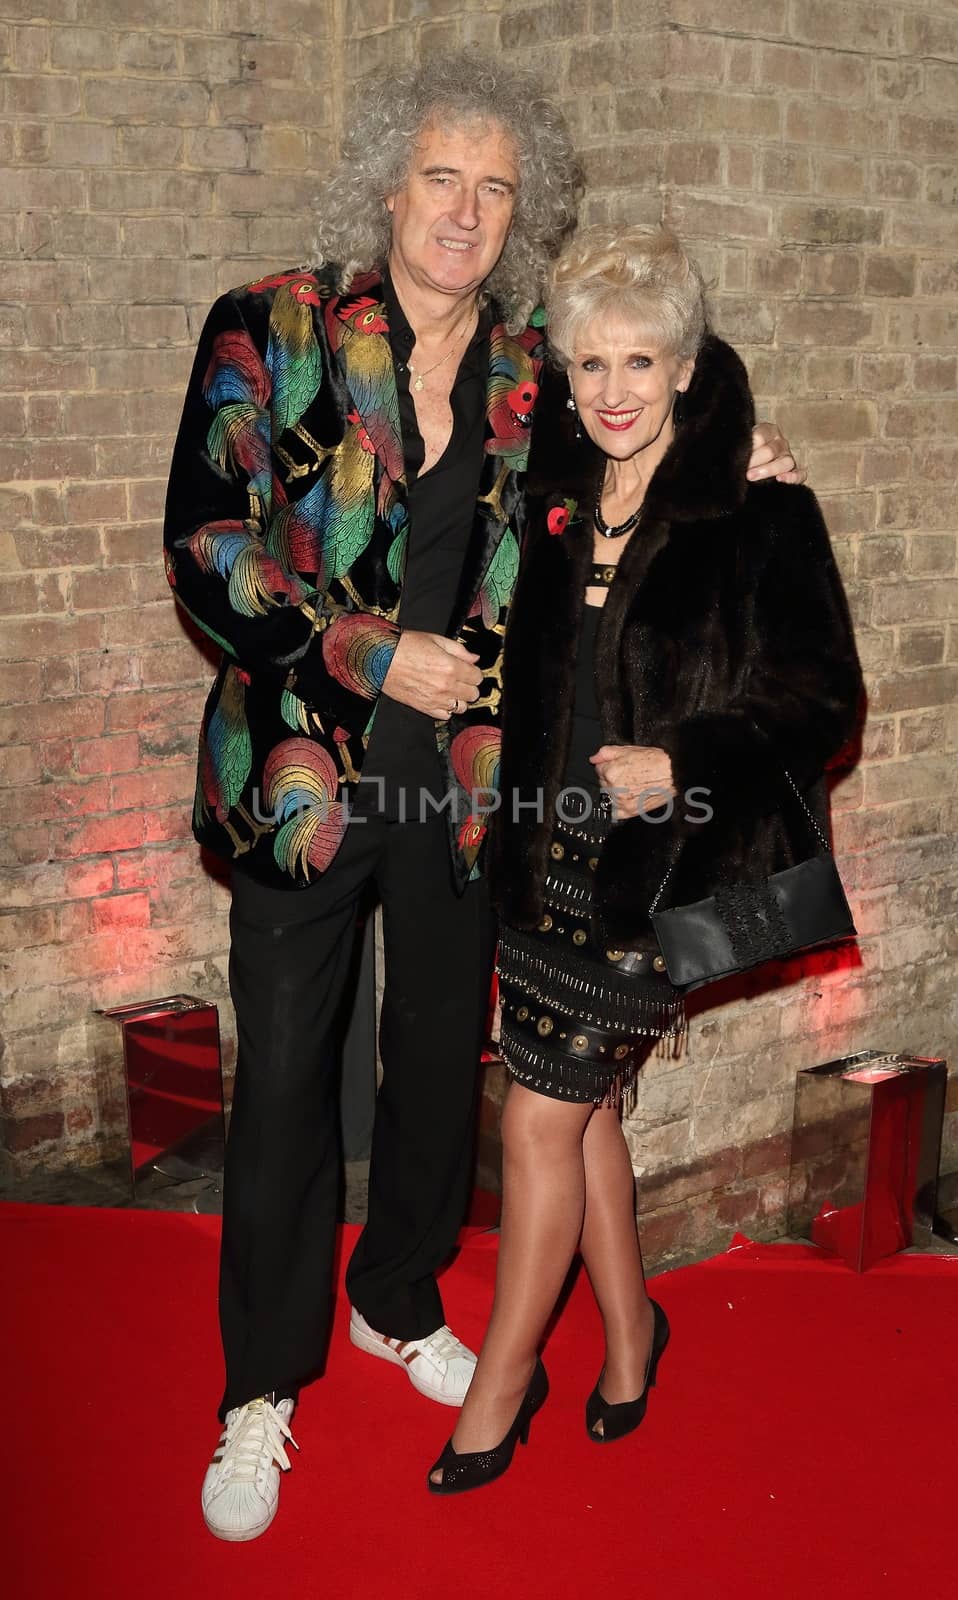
649, 769, 856, 991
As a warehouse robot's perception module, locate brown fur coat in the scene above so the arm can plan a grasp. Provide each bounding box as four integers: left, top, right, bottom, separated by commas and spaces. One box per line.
490, 335, 864, 951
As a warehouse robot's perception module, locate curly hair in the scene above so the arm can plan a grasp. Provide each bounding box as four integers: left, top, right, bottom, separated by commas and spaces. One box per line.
546, 225, 709, 366
310, 52, 582, 332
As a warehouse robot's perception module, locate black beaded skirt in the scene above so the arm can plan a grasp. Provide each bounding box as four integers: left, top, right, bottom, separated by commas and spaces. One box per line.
496, 794, 685, 1105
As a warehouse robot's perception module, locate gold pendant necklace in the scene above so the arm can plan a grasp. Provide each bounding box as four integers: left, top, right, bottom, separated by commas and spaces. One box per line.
409, 345, 456, 393
408, 310, 476, 392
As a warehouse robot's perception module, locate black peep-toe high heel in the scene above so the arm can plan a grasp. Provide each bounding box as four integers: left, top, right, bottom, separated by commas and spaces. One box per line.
585, 1299, 670, 1444
427, 1358, 549, 1495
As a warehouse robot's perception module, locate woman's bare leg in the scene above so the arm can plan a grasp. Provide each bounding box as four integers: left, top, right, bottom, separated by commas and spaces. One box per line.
579, 1100, 654, 1432
430, 1083, 594, 1480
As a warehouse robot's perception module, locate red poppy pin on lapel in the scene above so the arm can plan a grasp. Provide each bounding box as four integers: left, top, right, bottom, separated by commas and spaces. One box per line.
547, 497, 577, 536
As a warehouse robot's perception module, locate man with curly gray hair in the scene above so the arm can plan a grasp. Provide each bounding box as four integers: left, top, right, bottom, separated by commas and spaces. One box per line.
164, 48, 799, 1542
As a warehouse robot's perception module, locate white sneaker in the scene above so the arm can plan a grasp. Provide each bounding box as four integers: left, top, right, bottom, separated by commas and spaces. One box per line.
201, 1395, 298, 1542
349, 1307, 477, 1406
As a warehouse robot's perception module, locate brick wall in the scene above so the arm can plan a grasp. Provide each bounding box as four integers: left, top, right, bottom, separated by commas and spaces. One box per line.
0, 0, 337, 1163
2, 2, 956, 1262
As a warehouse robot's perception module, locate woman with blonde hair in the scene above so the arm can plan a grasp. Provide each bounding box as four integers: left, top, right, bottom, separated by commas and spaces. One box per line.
428, 224, 862, 1493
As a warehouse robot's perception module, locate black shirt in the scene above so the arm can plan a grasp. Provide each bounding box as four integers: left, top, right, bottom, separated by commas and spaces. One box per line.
355, 273, 490, 819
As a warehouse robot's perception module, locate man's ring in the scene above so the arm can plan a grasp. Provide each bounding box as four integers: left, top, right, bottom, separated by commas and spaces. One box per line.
453, 697, 462, 714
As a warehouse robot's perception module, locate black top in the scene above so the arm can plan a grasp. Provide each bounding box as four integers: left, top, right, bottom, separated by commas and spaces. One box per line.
563, 602, 604, 798
355, 272, 491, 819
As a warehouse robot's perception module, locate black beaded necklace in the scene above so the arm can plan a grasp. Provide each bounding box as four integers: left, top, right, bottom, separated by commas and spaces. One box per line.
592, 499, 643, 539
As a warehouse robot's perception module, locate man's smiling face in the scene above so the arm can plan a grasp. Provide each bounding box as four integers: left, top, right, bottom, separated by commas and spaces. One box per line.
385, 117, 520, 300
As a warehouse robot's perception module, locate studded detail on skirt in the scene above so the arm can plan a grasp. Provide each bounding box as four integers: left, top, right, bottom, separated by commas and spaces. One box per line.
496, 795, 685, 1105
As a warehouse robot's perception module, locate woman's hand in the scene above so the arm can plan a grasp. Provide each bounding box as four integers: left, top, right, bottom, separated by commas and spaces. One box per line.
590, 744, 675, 819
748, 422, 807, 484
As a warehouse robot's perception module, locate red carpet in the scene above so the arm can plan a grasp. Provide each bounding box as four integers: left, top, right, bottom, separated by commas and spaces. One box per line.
4, 1202, 956, 1599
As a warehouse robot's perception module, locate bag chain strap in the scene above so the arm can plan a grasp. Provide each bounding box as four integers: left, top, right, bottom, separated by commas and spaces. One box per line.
780, 765, 830, 853
649, 865, 675, 916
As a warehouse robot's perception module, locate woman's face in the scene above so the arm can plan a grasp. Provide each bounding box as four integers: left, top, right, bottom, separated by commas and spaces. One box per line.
568, 317, 694, 462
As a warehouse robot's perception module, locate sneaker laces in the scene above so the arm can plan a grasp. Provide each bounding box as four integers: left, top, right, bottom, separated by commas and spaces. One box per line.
418, 1325, 468, 1365
218, 1398, 299, 1483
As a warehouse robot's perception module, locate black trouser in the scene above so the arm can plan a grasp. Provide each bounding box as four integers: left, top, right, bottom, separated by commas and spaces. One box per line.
218, 811, 496, 1419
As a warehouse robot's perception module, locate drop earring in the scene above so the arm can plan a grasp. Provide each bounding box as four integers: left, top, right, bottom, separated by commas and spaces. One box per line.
566, 393, 583, 441
672, 391, 685, 427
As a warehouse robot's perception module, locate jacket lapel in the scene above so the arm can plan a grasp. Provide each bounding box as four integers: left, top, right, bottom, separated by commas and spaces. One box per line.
594, 513, 673, 743
315, 284, 544, 633
450, 316, 543, 634
322, 272, 405, 489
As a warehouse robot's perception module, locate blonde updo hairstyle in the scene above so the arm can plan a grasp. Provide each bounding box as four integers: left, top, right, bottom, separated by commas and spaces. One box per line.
546, 224, 708, 368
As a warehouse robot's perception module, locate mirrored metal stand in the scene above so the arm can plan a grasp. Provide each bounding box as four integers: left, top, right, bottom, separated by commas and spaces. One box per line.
94, 995, 225, 1212
787, 1050, 947, 1271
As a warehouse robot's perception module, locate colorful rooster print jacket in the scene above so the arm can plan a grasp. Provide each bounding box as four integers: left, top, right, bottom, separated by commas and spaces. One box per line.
163, 266, 545, 890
